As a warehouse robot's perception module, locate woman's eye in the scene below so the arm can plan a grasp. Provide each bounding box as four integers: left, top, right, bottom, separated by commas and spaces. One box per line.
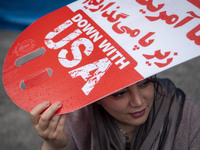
137, 80, 150, 88
111, 90, 127, 99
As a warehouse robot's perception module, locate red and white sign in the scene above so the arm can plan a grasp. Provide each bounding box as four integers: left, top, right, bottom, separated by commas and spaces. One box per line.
3, 0, 200, 114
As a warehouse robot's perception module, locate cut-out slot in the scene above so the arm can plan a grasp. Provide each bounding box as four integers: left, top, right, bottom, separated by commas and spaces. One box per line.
15, 48, 46, 67
20, 68, 52, 90
20, 81, 26, 90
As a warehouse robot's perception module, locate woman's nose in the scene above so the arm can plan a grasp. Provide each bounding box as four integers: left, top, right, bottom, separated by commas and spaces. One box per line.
128, 85, 144, 108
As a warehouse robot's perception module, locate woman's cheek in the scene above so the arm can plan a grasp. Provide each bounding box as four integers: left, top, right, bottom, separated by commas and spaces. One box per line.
101, 99, 128, 115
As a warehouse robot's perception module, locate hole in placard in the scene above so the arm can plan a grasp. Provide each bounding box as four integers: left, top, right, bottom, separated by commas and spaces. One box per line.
20, 68, 53, 90
20, 81, 26, 90
15, 48, 46, 67
47, 68, 53, 77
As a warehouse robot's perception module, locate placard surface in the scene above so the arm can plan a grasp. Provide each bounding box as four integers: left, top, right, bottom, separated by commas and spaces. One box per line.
3, 0, 200, 114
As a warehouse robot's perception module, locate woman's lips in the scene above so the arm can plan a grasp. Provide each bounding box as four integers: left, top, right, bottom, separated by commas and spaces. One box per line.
129, 109, 146, 118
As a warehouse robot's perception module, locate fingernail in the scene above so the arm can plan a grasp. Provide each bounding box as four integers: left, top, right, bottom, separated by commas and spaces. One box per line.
56, 102, 62, 107
43, 101, 50, 107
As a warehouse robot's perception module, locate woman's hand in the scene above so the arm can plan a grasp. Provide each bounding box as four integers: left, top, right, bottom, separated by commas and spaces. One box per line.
30, 101, 68, 150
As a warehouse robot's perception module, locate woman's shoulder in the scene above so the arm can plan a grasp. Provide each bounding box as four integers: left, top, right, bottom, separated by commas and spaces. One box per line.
174, 94, 200, 149
182, 95, 200, 128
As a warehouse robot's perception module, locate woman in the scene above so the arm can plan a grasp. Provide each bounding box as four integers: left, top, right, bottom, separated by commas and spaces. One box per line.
30, 76, 200, 150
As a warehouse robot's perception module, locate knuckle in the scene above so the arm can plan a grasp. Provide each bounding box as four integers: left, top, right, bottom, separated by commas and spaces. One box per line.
35, 127, 47, 138
56, 124, 64, 132
41, 133, 49, 139
50, 133, 57, 140
30, 112, 38, 125
40, 115, 48, 123
39, 130, 51, 140
30, 111, 36, 118
51, 116, 57, 122
45, 132, 57, 141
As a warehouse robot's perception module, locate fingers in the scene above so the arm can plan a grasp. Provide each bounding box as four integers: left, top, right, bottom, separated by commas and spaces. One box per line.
38, 102, 62, 130
56, 114, 67, 133
30, 101, 50, 125
30, 101, 62, 127
55, 114, 68, 142
30, 102, 68, 147
48, 115, 61, 131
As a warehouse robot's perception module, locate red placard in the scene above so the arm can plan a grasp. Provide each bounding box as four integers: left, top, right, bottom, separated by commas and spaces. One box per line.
3, 0, 200, 114
3, 6, 142, 114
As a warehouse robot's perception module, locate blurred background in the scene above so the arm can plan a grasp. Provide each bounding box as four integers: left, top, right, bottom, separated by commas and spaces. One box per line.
0, 0, 199, 150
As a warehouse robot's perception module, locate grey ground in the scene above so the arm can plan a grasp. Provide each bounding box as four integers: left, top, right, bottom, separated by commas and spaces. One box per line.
0, 29, 199, 150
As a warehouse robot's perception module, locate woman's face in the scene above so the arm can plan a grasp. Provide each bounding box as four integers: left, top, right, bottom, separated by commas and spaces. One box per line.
98, 78, 155, 131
